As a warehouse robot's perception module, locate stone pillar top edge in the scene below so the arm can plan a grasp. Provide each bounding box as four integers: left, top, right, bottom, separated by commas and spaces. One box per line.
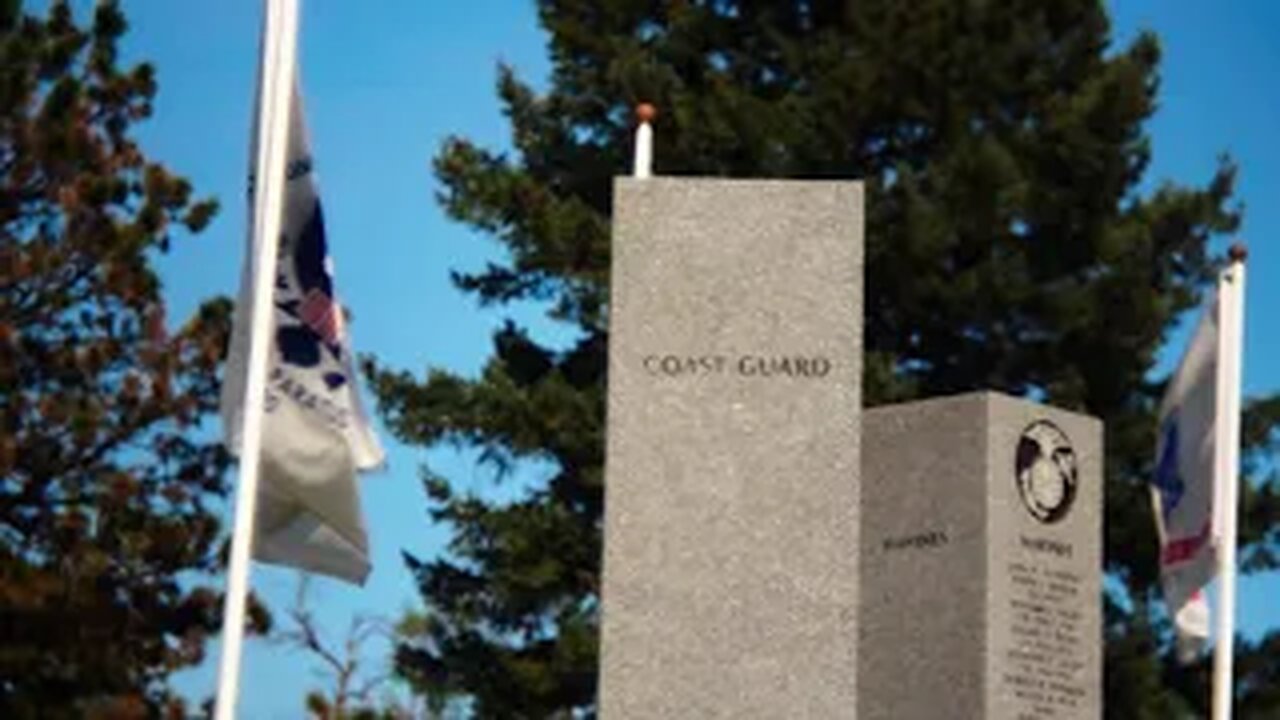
613, 175, 866, 188
867, 390, 1102, 427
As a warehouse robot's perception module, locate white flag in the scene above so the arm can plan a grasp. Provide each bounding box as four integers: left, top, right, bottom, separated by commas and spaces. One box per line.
221, 77, 384, 585
1151, 287, 1222, 657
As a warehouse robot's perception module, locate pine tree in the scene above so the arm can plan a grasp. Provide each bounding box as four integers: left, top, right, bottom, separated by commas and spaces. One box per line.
365, 1, 1280, 716
0, 2, 251, 716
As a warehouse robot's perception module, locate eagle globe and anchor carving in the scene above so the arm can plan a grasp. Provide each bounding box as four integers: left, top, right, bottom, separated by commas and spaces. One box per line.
1015, 419, 1079, 524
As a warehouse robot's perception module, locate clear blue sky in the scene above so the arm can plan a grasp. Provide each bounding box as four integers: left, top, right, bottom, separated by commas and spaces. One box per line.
93, 0, 1280, 716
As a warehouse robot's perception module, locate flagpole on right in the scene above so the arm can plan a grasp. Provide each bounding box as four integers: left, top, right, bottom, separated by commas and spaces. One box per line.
213, 0, 301, 718
1212, 242, 1247, 720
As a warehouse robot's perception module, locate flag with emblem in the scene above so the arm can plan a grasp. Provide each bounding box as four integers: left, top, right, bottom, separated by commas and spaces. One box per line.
1152, 287, 1219, 658
1150, 256, 1246, 666
221, 75, 384, 585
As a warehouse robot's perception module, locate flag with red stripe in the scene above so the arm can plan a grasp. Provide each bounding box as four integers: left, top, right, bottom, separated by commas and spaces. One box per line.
1151, 289, 1221, 660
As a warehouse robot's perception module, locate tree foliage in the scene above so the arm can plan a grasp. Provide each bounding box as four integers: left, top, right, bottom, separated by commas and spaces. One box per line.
0, 2, 245, 716
365, 1, 1279, 717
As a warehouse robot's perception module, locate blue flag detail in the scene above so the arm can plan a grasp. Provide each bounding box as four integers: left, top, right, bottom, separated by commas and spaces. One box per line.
1153, 415, 1184, 522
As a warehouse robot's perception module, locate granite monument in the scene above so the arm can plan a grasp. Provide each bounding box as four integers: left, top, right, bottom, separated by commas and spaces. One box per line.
599, 175, 1101, 720
860, 392, 1102, 720
599, 177, 865, 719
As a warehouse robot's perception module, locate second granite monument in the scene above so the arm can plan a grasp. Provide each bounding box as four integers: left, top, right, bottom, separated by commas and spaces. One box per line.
860, 392, 1102, 720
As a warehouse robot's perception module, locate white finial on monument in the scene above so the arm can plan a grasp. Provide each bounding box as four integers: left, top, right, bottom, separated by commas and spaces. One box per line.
633, 103, 656, 179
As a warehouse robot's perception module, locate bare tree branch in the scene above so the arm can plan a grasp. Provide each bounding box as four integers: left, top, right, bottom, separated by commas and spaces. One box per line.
275, 575, 403, 719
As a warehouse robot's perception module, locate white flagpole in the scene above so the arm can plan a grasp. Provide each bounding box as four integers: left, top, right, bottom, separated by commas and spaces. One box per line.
1211, 243, 1247, 720
632, 103, 655, 179
213, 0, 301, 718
